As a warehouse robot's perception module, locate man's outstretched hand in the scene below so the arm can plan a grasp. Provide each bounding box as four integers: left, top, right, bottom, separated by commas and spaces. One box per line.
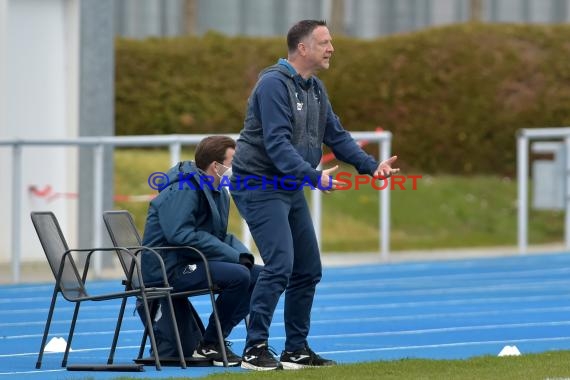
374, 156, 400, 179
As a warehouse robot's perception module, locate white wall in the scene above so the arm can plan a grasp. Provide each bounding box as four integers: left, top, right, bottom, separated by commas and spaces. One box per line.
0, 0, 79, 263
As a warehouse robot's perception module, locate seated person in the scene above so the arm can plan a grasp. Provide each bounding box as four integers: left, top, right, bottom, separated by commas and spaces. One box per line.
141, 136, 261, 366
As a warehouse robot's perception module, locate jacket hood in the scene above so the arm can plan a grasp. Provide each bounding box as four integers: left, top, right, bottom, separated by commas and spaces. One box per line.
161, 160, 203, 192
261, 60, 317, 91
260, 62, 292, 78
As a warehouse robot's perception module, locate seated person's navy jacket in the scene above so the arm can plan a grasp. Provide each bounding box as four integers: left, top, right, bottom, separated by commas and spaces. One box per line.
141, 161, 250, 285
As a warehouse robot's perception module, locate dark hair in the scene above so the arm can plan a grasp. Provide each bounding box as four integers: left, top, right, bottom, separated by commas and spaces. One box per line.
195, 136, 236, 171
287, 20, 327, 53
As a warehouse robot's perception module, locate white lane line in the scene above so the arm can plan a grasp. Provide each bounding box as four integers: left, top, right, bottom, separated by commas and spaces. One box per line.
0, 369, 66, 376
316, 282, 570, 300
3, 305, 570, 331
6, 318, 569, 340
319, 268, 570, 289
0, 316, 141, 328
4, 279, 570, 306
5, 321, 570, 342
3, 292, 569, 317
0, 282, 119, 295
320, 336, 570, 355
3, 335, 570, 362
326, 257, 570, 276
3, 320, 570, 351
0, 344, 140, 358
3, 265, 570, 298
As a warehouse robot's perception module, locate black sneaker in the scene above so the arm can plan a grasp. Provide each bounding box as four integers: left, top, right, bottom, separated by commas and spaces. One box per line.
192, 340, 241, 367
241, 341, 283, 371
280, 344, 336, 369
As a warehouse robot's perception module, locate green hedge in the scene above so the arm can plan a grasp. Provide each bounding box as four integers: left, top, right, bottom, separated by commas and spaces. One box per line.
116, 24, 570, 175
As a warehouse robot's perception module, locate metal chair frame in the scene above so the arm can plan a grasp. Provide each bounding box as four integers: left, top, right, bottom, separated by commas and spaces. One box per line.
102, 210, 228, 367
31, 211, 186, 371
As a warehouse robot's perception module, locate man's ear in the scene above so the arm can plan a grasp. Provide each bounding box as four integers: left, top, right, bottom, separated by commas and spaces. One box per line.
298, 42, 306, 56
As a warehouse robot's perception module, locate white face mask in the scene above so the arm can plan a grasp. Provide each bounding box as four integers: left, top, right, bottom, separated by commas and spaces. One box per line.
223, 166, 232, 180
215, 162, 232, 181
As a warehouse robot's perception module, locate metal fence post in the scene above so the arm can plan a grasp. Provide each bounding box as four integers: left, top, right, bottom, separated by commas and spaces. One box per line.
169, 140, 181, 166
11, 143, 22, 283
380, 136, 391, 260
312, 164, 323, 250
517, 131, 528, 254
564, 136, 570, 249
92, 143, 104, 276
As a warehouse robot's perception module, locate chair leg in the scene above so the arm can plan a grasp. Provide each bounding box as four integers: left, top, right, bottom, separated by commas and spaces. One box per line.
138, 329, 148, 360
36, 289, 58, 369
107, 296, 128, 365
165, 295, 187, 369
139, 294, 161, 371
137, 298, 159, 360
209, 290, 228, 367
62, 301, 81, 367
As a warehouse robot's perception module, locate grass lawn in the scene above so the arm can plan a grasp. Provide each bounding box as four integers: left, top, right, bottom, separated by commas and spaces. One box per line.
204, 350, 570, 379
110, 350, 570, 380
113, 148, 564, 253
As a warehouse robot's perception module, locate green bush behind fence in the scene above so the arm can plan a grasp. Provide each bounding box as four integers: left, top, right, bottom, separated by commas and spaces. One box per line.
116, 23, 570, 175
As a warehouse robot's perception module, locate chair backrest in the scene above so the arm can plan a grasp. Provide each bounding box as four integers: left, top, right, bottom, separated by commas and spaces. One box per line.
30, 211, 86, 299
102, 210, 144, 289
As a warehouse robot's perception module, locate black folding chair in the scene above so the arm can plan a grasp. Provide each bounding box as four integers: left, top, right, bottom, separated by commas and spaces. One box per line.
102, 210, 228, 367
30, 211, 185, 371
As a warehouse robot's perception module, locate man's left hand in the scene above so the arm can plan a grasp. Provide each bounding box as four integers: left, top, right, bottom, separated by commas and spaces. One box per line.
373, 155, 400, 178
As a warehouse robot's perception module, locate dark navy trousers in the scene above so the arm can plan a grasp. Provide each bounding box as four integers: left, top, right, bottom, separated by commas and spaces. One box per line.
231, 188, 322, 352
170, 260, 262, 344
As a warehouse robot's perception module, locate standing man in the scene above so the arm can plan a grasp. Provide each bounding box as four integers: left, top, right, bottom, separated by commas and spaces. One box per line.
231, 20, 399, 371
141, 136, 262, 367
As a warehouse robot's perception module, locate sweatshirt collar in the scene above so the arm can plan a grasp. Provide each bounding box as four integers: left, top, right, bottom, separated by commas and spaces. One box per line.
278, 58, 296, 75
278, 58, 312, 89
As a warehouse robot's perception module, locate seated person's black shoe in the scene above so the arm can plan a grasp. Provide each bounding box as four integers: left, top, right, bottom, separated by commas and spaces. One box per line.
192, 340, 241, 367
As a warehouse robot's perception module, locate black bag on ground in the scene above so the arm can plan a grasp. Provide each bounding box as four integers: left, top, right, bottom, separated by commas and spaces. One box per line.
136, 297, 205, 359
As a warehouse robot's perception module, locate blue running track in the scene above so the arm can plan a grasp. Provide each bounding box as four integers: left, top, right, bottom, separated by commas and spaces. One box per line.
1, 252, 570, 379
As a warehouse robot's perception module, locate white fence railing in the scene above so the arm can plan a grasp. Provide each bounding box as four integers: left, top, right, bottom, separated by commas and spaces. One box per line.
0, 132, 392, 283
